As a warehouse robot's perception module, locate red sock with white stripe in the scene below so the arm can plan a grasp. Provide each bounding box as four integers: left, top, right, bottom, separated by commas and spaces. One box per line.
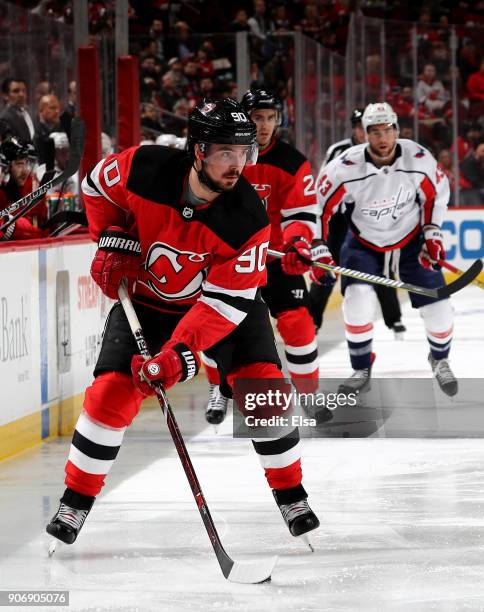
64, 372, 144, 498
276, 307, 319, 393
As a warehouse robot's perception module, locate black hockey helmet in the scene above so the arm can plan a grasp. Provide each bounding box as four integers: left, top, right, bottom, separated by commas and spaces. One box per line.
350, 108, 365, 127
0, 136, 37, 168
241, 88, 283, 124
187, 98, 257, 155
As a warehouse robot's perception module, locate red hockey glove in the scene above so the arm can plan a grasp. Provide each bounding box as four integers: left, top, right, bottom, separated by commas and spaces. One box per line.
0, 217, 46, 241
309, 240, 337, 286
91, 226, 141, 300
281, 236, 312, 275
419, 224, 445, 270
131, 340, 200, 396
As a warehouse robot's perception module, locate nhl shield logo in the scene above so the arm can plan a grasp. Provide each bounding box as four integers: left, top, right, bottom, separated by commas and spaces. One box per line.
182, 206, 194, 219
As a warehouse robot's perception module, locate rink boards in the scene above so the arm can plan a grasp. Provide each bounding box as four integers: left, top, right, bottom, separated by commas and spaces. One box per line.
0, 207, 483, 460
0, 235, 113, 460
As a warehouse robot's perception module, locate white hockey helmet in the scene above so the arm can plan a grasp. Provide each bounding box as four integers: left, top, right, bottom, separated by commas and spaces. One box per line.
362, 102, 398, 133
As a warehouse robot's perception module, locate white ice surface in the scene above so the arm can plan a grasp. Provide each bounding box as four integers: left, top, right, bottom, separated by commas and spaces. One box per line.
1, 287, 483, 611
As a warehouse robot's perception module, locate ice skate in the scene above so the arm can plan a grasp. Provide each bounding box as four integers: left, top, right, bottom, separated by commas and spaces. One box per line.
338, 353, 375, 394
391, 320, 406, 340
46, 490, 94, 545
428, 353, 458, 397
205, 384, 230, 425
273, 485, 320, 540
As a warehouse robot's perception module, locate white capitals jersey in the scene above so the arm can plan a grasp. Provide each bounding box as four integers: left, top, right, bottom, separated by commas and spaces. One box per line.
317, 139, 450, 251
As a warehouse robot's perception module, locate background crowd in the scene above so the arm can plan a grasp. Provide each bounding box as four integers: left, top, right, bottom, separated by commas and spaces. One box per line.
0, 0, 482, 236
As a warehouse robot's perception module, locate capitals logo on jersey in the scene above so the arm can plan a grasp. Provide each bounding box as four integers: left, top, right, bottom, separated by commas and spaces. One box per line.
139, 242, 210, 301
251, 183, 272, 209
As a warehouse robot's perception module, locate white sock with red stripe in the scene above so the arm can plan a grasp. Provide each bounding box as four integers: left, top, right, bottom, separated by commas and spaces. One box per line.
343, 284, 377, 370
420, 300, 454, 359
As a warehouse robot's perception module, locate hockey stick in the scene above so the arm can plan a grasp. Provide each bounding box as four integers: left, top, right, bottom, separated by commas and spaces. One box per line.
440, 260, 484, 291
0, 117, 85, 232
268, 248, 483, 299
118, 280, 277, 584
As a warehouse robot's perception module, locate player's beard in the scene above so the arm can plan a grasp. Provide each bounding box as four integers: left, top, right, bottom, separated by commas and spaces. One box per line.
211, 170, 241, 191
368, 142, 397, 165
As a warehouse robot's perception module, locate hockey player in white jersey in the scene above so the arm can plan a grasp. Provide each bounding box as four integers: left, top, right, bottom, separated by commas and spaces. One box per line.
317, 102, 457, 396
310, 108, 406, 337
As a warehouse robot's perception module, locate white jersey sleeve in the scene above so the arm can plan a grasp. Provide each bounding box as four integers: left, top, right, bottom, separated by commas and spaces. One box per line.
316, 154, 347, 242
414, 145, 450, 228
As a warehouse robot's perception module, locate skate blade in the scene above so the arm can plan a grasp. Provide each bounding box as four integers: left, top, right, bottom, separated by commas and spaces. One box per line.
48, 539, 61, 557
298, 533, 315, 552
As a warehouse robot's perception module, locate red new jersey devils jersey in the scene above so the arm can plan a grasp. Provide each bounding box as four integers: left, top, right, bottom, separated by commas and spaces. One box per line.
242, 139, 319, 251
82, 145, 270, 351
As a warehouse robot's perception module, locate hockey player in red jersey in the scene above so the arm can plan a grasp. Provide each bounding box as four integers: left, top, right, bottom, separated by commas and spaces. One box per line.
46, 98, 319, 546
203, 88, 327, 425
0, 137, 46, 240
318, 102, 457, 396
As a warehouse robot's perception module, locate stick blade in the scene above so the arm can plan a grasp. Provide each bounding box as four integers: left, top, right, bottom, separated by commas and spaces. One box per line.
437, 259, 484, 298
226, 555, 278, 584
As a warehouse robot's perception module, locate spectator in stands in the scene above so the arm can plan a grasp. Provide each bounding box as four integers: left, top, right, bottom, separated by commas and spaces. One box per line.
60, 80, 76, 137
165, 21, 195, 61
171, 98, 189, 136
467, 58, 484, 101
459, 39, 480, 83
399, 120, 415, 141
438, 148, 471, 206
467, 57, 484, 121
141, 102, 164, 138
165, 57, 189, 90
248, 0, 275, 62
460, 139, 484, 205
273, 5, 291, 32
365, 54, 392, 99
148, 18, 165, 62
391, 85, 415, 120
229, 8, 249, 32
196, 46, 215, 78
184, 60, 200, 82
34, 80, 53, 105
0, 78, 35, 142
451, 121, 483, 162
248, 0, 275, 40
157, 73, 181, 112
429, 41, 451, 77
198, 77, 215, 103
417, 63, 449, 116
34, 94, 62, 166
296, 4, 323, 39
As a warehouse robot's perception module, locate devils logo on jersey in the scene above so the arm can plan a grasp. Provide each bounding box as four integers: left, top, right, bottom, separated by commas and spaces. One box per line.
251, 183, 272, 209
139, 242, 210, 301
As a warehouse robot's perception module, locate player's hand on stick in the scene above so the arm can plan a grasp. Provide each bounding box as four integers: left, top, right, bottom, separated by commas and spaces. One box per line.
91, 226, 141, 299
309, 239, 337, 286
281, 235, 312, 275
419, 224, 445, 271
131, 340, 200, 396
